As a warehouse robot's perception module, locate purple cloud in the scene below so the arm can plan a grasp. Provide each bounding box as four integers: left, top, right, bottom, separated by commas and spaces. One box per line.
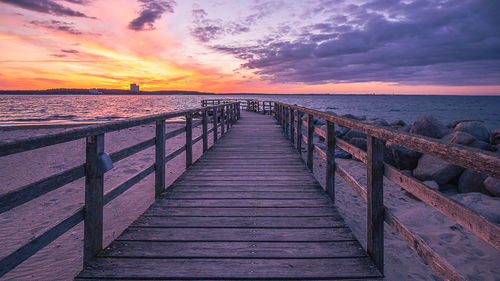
212, 0, 500, 86
30, 20, 83, 35
128, 0, 175, 31
0, 0, 92, 18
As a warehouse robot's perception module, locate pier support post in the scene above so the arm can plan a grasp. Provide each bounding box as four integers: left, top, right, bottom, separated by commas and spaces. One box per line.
202, 110, 208, 152
367, 136, 384, 274
84, 134, 104, 266
296, 111, 302, 154
227, 105, 230, 131
290, 109, 295, 145
307, 113, 314, 170
213, 108, 218, 142
237, 102, 241, 119
155, 120, 165, 198
186, 114, 193, 168
285, 107, 289, 138
326, 121, 336, 200
221, 107, 225, 135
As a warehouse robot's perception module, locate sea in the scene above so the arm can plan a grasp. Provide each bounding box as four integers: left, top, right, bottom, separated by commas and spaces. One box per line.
0, 94, 499, 129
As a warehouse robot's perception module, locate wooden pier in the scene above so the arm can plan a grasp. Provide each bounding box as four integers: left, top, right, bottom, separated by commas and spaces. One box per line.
75, 111, 382, 280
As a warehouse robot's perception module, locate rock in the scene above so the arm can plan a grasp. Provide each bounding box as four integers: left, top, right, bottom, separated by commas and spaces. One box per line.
390, 144, 422, 170
449, 131, 476, 145
454, 121, 490, 142
390, 120, 407, 127
344, 130, 366, 141
469, 140, 497, 152
447, 119, 478, 129
383, 146, 395, 166
423, 180, 440, 191
484, 177, 500, 197
410, 115, 449, 139
490, 129, 500, 145
457, 169, 487, 194
348, 138, 367, 151
393, 125, 411, 132
413, 154, 464, 185
365, 118, 389, 126
342, 114, 366, 121
335, 148, 351, 159
325, 111, 337, 116
314, 117, 325, 126
335, 126, 350, 137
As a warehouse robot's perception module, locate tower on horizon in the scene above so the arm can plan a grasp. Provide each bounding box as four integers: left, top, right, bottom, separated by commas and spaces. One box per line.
130, 83, 140, 92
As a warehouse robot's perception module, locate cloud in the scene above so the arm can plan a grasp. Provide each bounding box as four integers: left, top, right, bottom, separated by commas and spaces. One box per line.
61, 49, 79, 53
190, 8, 253, 43
128, 0, 176, 31
30, 20, 83, 35
212, 0, 500, 86
0, 0, 92, 18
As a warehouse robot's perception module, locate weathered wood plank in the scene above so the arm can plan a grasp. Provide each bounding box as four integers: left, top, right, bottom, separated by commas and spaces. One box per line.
101, 241, 366, 258
143, 207, 340, 217
185, 115, 193, 167
161, 191, 325, 199
131, 216, 346, 228
76, 257, 381, 279
155, 120, 165, 198
154, 199, 333, 207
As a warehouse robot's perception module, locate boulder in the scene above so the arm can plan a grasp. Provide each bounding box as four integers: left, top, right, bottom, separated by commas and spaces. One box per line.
410, 115, 449, 139
348, 138, 367, 151
447, 119, 478, 129
484, 177, 500, 197
454, 121, 490, 142
342, 114, 366, 121
457, 169, 487, 194
449, 131, 476, 145
390, 120, 407, 127
490, 129, 500, 145
365, 118, 389, 126
469, 140, 497, 152
393, 125, 411, 132
390, 144, 422, 170
413, 154, 464, 185
423, 180, 440, 192
344, 130, 366, 141
335, 126, 350, 137
335, 148, 351, 159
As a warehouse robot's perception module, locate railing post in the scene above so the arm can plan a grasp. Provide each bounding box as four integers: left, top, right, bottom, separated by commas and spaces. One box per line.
226, 105, 231, 131
367, 135, 384, 274
202, 110, 208, 152
307, 113, 314, 170
221, 106, 225, 135
297, 111, 302, 153
290, 109, 295, 145
285, 107, 289, 138
84, 134, 104, 266
237, 102, 241, 119
155, 120, 165, 198
326, 121, 336, 200
213, 108, 218, 142
186, 114, 193, 168
277, 104, 281, 123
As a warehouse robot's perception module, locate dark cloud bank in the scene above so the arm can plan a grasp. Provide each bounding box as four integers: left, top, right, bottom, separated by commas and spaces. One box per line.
209, 0, 500, 86
0, 0, 92, 18
128, 0, 176, 31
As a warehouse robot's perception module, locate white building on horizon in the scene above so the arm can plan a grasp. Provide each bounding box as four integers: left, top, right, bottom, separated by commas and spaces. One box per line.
130, 83, 140, 92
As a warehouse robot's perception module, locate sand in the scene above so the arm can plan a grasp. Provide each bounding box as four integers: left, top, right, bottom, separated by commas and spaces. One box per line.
1, 124, 499, 280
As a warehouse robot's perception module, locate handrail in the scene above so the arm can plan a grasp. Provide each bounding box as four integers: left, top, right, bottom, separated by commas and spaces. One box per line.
207, 98, 499, 281
0, 101, 240, 278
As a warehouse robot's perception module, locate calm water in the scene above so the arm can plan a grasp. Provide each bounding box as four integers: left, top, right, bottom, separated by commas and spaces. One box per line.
0, 94, 499, 128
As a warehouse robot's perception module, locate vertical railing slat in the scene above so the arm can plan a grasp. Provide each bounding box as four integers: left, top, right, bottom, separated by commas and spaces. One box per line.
290, 109, 295, 145
155, 120, 165, 198
367, 135, 385, 274
221, 106, 225, 135
296, 111, 302, 153
213, 108, 218, 142
202, 110, 208, 152
84, 134, 104, 266
186, 115, 193, 168
326, 121, 336, 200
307, 113, 314, 170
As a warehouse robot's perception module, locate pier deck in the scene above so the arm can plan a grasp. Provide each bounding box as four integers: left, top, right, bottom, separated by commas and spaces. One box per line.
76, 111, 382, 280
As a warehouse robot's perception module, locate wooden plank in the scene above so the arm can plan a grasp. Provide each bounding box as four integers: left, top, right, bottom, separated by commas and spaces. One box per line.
296, 110, 303, 153
336, 164, 367, 202
84, 134, 104, 266
213, 107, 218, 142
337, 137, 368, 163
155, 120, 165, 198
118, 227, 354, 242
384, 163, 500, 251
109, 137, 155, 163
132, 216, 346, 228
202, 109, 208, 152
164, 145, 185, 162
307, 113, 314, 169
0, 208, 83, 278
104, 164, 155, 205
290, 108, 295, 144
185, 115, 192, 167
164, 126, 185, 140
366, 136, 384, 274
177, 176, 315, 181
162, 191, 325, 199
0, 164, 84, 214
101, 241, 366, 258
154, 199, 333, 207
76, 257, 381, 279
385, 209, 466, 281
143, 207, 340, 217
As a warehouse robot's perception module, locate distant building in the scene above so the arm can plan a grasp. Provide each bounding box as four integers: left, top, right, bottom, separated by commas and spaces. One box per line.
89, 88, 102, 94
130, 83, 140, 92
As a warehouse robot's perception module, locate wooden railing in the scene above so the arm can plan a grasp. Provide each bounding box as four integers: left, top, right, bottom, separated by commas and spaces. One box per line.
243, 99, 497, 280
0, 102, 240, 278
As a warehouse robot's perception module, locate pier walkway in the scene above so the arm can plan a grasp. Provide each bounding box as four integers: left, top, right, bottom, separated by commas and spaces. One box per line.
76, 110, 382, 280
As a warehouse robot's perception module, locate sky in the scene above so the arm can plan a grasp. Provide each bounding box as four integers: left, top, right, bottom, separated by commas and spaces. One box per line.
0, 0, 499, 94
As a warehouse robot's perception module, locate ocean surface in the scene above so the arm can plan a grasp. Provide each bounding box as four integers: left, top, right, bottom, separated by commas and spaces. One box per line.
0, 94, 499, 129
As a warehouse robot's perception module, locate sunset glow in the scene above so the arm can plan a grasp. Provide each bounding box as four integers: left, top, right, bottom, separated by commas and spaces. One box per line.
0, 0, 499, 94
